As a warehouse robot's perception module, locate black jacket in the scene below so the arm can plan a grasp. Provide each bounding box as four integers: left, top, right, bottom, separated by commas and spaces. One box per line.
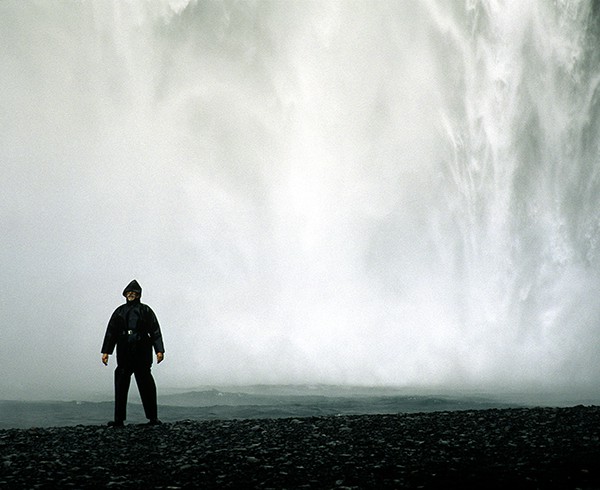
101, 287, 165, 367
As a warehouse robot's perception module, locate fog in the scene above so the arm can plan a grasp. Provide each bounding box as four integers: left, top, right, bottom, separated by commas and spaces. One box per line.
2, 0, 600, 401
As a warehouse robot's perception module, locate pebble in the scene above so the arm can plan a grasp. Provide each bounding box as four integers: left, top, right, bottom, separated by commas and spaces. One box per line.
0, 407, 599, 488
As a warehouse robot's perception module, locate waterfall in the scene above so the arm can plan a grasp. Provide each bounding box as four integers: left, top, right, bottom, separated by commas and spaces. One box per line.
431, 0, 600, 387
2, 0, 600, 393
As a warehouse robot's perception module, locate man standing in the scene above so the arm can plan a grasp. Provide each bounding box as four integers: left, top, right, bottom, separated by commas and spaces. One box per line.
101, 280, 165, 427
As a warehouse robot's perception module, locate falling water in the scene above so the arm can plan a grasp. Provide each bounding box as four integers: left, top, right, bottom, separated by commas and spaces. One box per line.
2, 0, 600, 395
431, 0, 600, 388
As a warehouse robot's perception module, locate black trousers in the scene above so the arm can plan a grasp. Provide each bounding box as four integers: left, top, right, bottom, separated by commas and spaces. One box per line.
114, 364, 157, 422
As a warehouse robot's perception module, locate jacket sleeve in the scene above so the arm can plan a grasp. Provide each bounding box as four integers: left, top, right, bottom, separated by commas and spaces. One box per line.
145, 305, 165, 354
101, 308, 120, 354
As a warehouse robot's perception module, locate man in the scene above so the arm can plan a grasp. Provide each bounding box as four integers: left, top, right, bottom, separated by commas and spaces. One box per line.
101, 280, 165, 427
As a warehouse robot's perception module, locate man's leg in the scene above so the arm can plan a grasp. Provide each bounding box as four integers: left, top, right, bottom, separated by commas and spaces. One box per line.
114, 365, 132, 422
134, 366, 158, 421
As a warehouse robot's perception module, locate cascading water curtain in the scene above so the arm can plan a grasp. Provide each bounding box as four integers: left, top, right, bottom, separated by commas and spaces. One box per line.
435, 0, 600, 386
3, 0, 600, 393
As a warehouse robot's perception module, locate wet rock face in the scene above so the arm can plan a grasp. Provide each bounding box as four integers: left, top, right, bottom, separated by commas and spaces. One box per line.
1, 406, 600, 488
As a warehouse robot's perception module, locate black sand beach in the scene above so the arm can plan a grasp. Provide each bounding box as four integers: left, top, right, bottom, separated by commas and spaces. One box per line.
1, 405, 600, 488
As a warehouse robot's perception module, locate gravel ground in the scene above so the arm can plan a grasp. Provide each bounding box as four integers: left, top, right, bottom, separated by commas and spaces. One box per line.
1, 406, 600, 489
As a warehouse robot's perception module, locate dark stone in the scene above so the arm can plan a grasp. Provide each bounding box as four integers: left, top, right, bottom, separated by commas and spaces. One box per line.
0, 407, 600, 488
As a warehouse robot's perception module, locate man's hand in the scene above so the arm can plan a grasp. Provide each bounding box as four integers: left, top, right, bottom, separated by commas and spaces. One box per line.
102, 353, 109, 366
156, 352, 164, 364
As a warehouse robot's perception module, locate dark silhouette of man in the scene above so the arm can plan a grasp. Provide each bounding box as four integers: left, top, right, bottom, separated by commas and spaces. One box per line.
101, 280, 165, 427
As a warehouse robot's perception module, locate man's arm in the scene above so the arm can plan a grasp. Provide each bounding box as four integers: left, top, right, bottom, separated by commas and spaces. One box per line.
144, 305, 165, 355
101, 308, 121, 357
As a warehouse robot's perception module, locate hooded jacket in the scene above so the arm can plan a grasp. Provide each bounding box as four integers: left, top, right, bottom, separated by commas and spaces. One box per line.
122, 279, 142, 297
101, 280, 165, 366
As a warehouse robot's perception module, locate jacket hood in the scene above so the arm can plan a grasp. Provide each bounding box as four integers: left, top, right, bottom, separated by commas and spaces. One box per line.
122, 280, 142, 297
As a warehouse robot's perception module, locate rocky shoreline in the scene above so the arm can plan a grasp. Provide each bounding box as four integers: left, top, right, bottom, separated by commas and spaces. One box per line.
1, 405, 600, 489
